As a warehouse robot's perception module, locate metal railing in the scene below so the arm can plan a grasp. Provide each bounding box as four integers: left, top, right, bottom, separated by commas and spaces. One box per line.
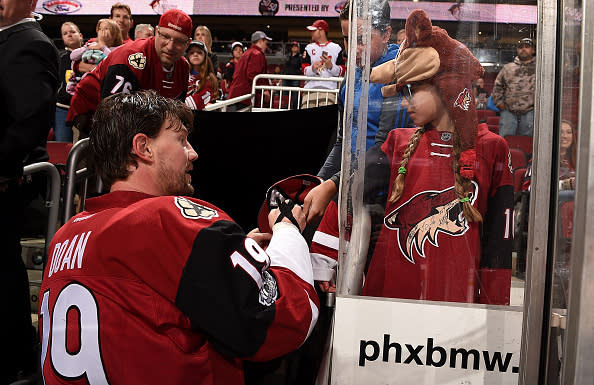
22, 162, 61, 269
205, 74, 343, 112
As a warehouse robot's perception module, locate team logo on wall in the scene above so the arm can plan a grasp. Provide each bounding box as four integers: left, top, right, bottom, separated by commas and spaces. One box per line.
42, 0, 82, 14
128, 53, 147, 69
454, 88, 472, 111
175, 197, 219, 220
259, 0, 279, 16
384, 182, 478, 263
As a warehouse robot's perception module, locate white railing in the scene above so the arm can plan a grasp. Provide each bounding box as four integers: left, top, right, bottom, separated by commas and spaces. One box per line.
204, 74, 343, 112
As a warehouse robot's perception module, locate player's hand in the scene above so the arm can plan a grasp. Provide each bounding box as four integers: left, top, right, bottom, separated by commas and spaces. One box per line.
246, 228, 272, 249
268, 201, 306, 232
303, 180, 337, 223
496, 102, 505, 111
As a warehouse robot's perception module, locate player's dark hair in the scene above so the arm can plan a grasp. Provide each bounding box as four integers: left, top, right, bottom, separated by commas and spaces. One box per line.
90, 90, 193, 187
339, 0, 391, 32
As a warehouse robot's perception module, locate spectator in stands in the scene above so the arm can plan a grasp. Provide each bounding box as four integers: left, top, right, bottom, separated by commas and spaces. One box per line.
283, 41, 302, 109
302, 19, 345, 108
194, 25, 218, 71
134, 23, 154, 39
39, 90, 319, 385
303, 0, 410, 222
67, 9, 192, 139
70, 18, 123, 70
560, 120, 576, 180
55, 21, 83, 142
395, 28, 405, 44
227, 31, 272, 111
223, 41, 243, 94
185, 40, 218, 110
473, 77, 489, 110
491, 38, 536, 137
110, 2, 133, 43
0, 0, 59, 381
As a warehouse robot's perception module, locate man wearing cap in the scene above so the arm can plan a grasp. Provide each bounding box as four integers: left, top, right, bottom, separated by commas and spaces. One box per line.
223, 41, 243, 93
283, 41, 302, 109
227, 31, 272, 111
491, 37, 536, 137
301, 19, 345, 108
66, 8, 192, 137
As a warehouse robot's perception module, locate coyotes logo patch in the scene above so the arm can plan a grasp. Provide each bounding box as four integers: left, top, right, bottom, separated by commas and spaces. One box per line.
453, 88, 472, 111
384, 182, 478, 263
128, 53, 147, 69
175, 197, 219, 220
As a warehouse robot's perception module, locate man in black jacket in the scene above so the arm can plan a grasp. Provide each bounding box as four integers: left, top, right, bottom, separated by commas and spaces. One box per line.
0, 0, 59, 381
283, 41, 302, 109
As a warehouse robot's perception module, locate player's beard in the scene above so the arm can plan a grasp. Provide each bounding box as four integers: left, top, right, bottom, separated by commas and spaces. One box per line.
157, 159, 195, 196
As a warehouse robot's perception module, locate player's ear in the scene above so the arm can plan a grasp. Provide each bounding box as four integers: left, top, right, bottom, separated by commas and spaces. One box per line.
131, 133, 152, 163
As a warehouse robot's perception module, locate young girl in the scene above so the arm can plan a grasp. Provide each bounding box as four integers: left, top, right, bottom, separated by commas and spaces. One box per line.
363, 9, 514, 305
185, 40, 219, 110
70, 18, 122, 70
193, 25, 218, 71
310, 10, 514, 305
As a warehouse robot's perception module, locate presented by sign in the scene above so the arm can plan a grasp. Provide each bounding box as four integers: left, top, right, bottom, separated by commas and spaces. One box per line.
35, 0, 537, 24
332, 296, 523, 385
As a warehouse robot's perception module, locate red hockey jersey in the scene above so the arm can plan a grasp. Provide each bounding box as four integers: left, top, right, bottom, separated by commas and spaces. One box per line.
39, 191, 319, 385
185, 72, 215, 110
310, 124, 513, 305
66, 37, 189, 123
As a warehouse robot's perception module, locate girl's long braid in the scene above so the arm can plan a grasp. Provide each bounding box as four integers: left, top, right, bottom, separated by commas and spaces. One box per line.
452, 131, 482, 222
389, 126, 426, 204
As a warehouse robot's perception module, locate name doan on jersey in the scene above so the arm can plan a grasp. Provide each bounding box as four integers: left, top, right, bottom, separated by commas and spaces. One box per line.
47, 231, 92, 277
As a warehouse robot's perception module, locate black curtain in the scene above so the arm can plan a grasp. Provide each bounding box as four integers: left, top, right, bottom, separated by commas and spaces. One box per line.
189, 105, 338, 231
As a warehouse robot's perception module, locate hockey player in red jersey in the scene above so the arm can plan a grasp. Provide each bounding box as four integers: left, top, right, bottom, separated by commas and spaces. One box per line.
66, 9, 192, 136
40, 91, 319, 384
310, 9, 513, 305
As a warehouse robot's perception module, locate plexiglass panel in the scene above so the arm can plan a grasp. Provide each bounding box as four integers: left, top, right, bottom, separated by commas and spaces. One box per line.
326, 0, 538, 383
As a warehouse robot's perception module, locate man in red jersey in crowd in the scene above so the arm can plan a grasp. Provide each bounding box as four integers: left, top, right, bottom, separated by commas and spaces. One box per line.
40, 90, 319, 384
67, 8, 191, 138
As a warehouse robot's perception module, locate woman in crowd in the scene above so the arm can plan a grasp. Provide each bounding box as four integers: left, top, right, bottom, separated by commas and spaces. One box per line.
67, 19, 122, 97
185, 40, 219, 110
55, 21, 83, 142
194, 25, 219, 71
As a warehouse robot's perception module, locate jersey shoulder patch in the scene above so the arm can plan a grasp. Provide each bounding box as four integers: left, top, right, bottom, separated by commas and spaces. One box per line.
175, 197, 219, 220
128, 52, 147, 70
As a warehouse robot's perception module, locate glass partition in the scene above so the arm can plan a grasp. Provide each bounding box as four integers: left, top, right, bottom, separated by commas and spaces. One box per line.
324, 0, 543, 383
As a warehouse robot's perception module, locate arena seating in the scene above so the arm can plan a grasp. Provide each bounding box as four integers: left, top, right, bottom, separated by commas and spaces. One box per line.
477, 109, 496, 122
505, 135, 533, 156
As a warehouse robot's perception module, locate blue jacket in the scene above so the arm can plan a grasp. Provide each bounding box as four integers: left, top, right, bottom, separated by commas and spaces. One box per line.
318, 43, 410, 182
